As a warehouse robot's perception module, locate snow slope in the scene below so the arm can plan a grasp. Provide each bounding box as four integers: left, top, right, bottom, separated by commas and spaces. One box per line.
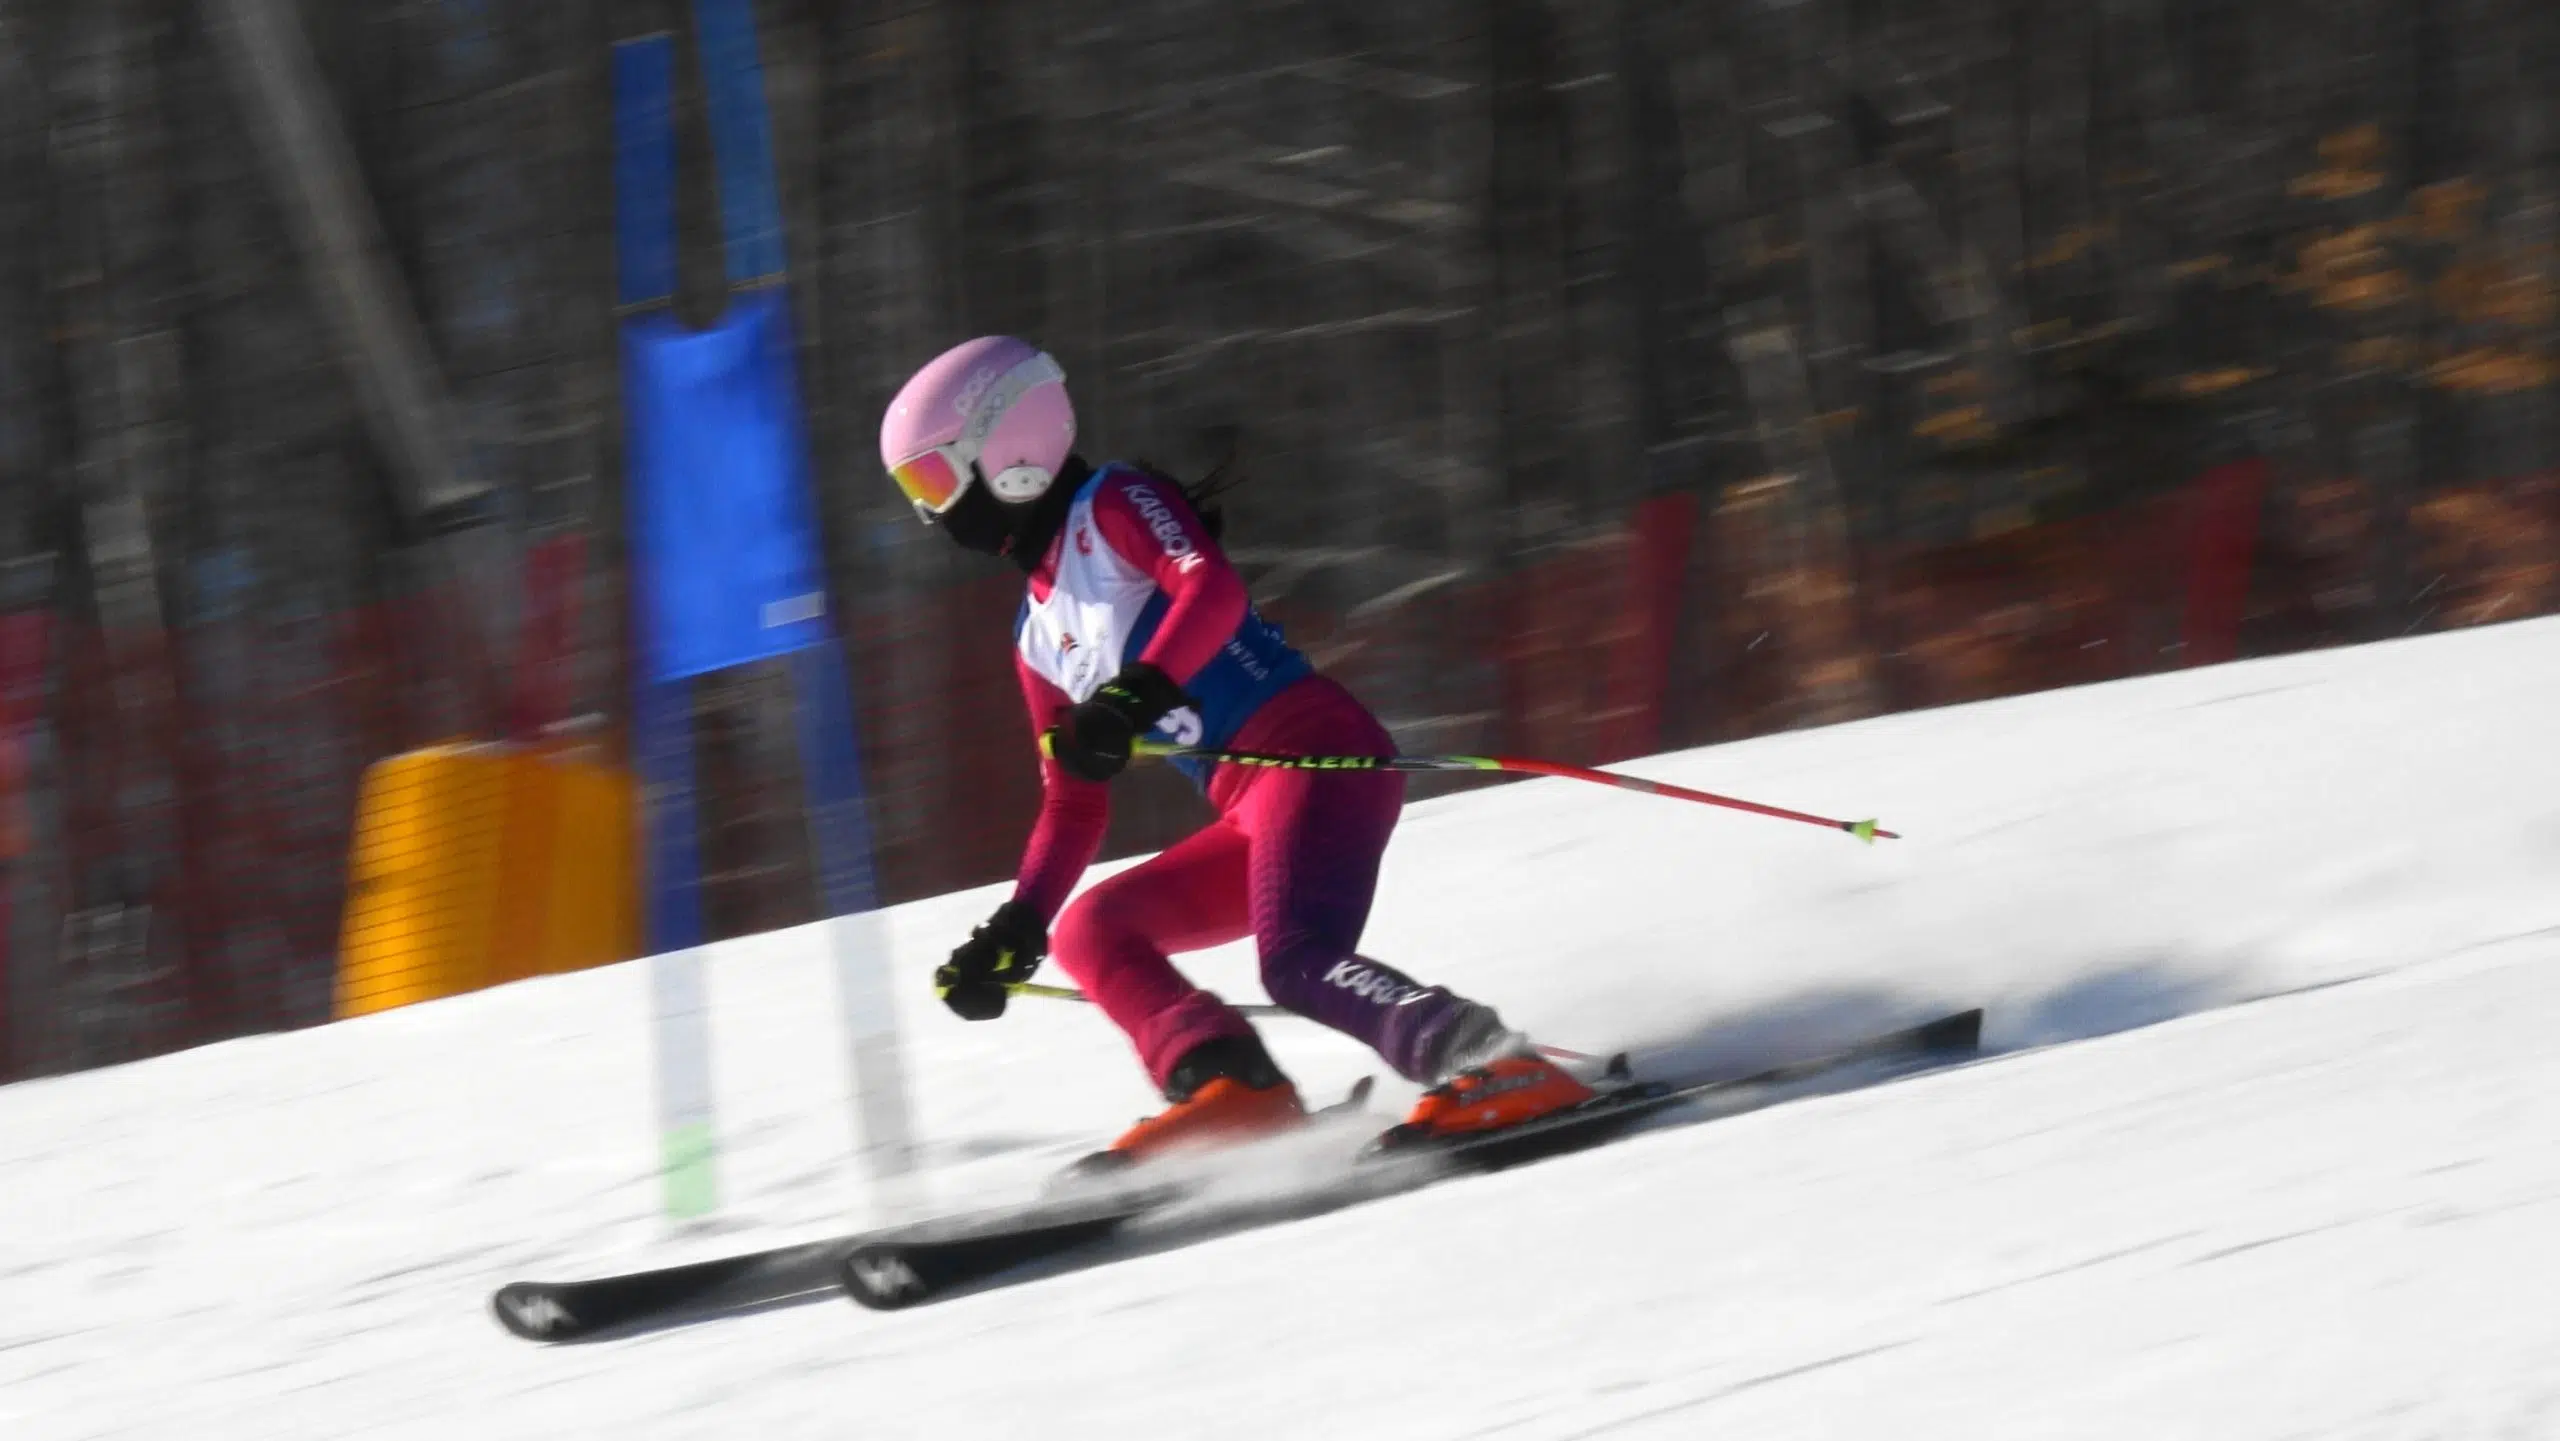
7, 616, 2559, 1440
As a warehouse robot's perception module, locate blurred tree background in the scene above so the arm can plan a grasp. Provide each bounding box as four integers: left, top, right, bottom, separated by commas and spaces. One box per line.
1, 0, 2553, 1076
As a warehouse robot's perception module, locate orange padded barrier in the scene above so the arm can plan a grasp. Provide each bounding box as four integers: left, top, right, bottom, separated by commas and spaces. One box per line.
336, 743, 638, 1018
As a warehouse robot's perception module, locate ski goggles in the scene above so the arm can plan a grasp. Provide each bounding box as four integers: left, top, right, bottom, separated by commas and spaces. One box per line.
888, 444, 977, 520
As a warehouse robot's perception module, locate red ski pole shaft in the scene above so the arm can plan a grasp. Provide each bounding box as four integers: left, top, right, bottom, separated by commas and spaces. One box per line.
1126, 739, 1896, 842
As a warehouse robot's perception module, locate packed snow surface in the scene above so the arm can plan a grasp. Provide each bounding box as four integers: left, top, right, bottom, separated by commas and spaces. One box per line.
8, 617, 2560, 1440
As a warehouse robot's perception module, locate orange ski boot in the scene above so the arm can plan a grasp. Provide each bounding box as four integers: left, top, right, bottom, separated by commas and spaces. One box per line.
1105, 1034, 1306, 1164
1399, 1054, 1597, 1137
1396, 1009, 1596, 1139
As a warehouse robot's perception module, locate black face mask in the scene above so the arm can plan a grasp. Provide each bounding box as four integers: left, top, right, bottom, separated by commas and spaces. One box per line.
1004, 463, 1082, 573
934, 480, 1016, 558
931, 456, 1089, 571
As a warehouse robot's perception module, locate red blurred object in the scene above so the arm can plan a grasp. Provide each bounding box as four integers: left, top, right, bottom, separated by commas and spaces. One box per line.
511, 532, 590, 740
0, 610, 51, 1080
2182, 459, 2270, 666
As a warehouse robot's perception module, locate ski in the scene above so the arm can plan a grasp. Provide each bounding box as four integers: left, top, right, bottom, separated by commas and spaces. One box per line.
1365, 1004, 1983, 1170
493, 1235, 854, 1342
837, 1189, 1179, 1310
833, 1007, 1983, 1312
492, 1176, 1190, 1342
490, 1079, 1372, 1342
496, 1012, 1980, 1334
491, 1172, 1172, 1341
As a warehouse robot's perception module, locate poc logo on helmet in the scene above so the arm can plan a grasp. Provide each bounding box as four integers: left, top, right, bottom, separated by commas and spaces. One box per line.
952, 364, 1000, 418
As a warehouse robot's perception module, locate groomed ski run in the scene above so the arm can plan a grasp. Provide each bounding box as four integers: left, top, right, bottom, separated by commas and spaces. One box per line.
7, 616, 2559, 1440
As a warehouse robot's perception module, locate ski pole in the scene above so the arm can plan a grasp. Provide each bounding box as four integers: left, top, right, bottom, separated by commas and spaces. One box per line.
1006, 981, 1595, 1064
1122, 738, 1896, 842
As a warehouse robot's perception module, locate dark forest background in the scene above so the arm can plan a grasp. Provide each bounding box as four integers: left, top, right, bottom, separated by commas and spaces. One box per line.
2, 0, 2553, 1076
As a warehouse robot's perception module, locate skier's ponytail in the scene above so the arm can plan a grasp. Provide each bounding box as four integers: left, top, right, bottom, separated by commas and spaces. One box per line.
1128, 428, 1245, 543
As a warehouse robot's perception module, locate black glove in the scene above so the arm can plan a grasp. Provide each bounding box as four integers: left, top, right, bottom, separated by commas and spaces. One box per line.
1042, 662, 1192, 783
935, 900, 1048, 1021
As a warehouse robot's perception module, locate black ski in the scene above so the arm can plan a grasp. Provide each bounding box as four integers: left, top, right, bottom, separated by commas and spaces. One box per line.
491, 1080, 1371, 1342
833, 1007, 1983, 1311
837, 1194, 1171, 1310
491, 1179, 1184, 1342
1365, 1004, 1983, 1169
493, 1236, 854, 1342
496, 1013, 1981, 1334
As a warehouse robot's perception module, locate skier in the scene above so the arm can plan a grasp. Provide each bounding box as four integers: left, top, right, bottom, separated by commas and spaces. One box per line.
880, 335, 1596, 1164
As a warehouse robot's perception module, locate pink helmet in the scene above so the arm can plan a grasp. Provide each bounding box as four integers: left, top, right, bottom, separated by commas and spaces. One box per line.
878, 336, 1077, 521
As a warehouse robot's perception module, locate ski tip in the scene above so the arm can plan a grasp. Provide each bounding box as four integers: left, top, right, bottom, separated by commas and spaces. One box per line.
1358, 1121, 1434, 1161
492, 1283, 582, 1342
1918, 1008, 1985, 1054
1047, 1149, 1138, 1194
1304, 1076, 1377, 1120
842, 1244, 932, 1311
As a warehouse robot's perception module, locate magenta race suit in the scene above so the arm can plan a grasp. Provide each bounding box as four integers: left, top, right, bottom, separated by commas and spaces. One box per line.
1010, 464, 1469, 1087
